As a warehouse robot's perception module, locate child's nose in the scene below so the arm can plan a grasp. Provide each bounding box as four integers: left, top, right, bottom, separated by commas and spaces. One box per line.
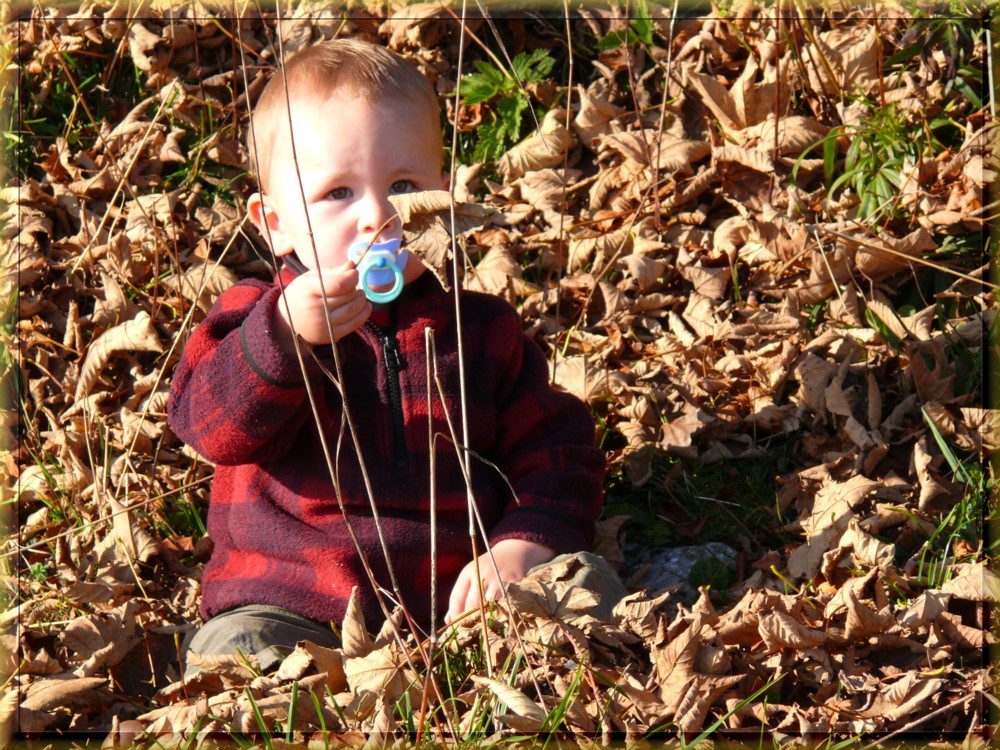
357, 192, 395, 235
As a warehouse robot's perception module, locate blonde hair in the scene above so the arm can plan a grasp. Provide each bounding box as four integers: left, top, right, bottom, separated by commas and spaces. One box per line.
248, 38, 441, 193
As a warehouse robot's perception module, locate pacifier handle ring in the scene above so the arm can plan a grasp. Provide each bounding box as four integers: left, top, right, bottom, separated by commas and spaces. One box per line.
360, 258, 404, 304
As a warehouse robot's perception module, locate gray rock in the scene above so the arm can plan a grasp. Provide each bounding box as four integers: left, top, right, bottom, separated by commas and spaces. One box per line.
630, 542, 739, 603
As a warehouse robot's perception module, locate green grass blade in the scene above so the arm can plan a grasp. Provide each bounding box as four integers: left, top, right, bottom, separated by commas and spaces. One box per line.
244, 687, 274, 750
680, 672, 785, 748
921, 406, 973, 484
286, 680, 299, 742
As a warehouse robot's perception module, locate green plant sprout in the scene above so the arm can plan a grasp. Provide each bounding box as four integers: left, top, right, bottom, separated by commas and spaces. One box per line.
460, 48, 556, 163
598, 0, 656, 50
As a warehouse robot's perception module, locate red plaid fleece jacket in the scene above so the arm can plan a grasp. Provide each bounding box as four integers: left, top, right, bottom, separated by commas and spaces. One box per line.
168, 271, 605, 629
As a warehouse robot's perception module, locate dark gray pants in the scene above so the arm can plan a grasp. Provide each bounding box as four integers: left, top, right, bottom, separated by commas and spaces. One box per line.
184, 604, 339, 676
183, 552, 625, 677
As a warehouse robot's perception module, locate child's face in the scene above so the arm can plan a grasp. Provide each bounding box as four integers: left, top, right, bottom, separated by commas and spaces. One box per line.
249, 90, 445, 281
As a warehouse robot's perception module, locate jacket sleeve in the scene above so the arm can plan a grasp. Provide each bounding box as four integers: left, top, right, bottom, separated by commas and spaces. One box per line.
167, 280, 317, 466
480, 302, 606, 554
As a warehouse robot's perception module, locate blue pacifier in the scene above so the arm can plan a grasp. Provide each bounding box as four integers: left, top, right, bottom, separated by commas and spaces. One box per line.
348, 238, 408, 304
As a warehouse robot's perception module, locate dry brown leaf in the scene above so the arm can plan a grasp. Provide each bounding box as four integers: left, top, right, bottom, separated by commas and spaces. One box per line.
75, 311, 164, 401
758, 610, 827, 651
389, 190, 496, 234
681, 264, 730, 300
660, 409, 714, 457
613, 589, 675, 640
598, 130, 710, 172
840, 517, 895, 570
343, 647, 412, 704
619, 251, 669, 292
866, 299, 909, 342
941, 561, 1000, 602
184, 652, 259, 687
651, 614, 742, 730
163, 262, 238, 315
127, 22, 170, 73
550, 355, 618, 404
139, 699, 225, 736
913, 436, 949, 511
0, 689, 15, 746
866, 370, 883, 429
19, 648, 62, 676
805, 26, 880, 98
62, 600, 147, 677
842, 585, 895, 642
686, 56, 784, 133
652, 615, 700, 699
464, 246, 539, 297
899, 590, 951, 629
908, 340, 956, 403
275, 641, 346, 694
854, 227, 938, 280
673, 672, 743, 734
738, 115, 829, 156
341, 587, 375, 659
106, 496, 160, 566
788, 474, 880, 579
388, 190, 497, 290
573, 80, 624, 148
20, 674, 115, 712
859, 673, 947, 724
516, 168, 581, 210
381, 3, 454, 50
799, 473, 880, 537
568, 225, 632, 272
88, 269, 130, 328
936, 612, 991, 648
824, 378, 855, 418
714, 144, 774, 174
503, 576, 595, 646
498, 108, 575, 180
470, 675, 547, 729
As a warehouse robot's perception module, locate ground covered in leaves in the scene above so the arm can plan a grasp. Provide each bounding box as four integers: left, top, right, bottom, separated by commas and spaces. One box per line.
1, 1, 996, 747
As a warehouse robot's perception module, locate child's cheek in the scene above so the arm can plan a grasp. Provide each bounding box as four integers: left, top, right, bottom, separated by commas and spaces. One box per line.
402, 259, 426, 286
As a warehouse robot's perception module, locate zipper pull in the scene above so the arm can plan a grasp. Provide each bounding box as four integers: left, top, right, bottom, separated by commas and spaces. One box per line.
382, 336, 403, 372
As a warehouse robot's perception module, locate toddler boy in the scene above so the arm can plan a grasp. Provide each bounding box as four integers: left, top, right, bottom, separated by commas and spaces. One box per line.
168, 38, 609, 671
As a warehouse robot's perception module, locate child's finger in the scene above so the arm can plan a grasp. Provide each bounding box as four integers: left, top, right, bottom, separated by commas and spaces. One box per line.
326, 294, 370, 336
340, 300, 372, 335
311, 266, 359, 296
447, 572, 472, 623
322, 289, 365, 312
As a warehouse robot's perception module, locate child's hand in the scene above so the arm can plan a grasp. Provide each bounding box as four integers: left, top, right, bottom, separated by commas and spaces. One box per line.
446, 539, 555, 624
273, 262, 371, 352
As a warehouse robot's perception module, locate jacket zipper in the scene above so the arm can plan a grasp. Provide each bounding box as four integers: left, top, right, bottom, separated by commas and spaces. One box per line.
366, 320, 408, 470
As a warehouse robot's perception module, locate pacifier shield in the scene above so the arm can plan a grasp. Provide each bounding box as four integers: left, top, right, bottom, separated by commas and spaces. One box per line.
348, 238, 408, 303
363, 256, 398, 288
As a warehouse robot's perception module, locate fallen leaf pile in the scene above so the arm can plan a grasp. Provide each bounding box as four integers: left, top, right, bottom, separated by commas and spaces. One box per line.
1, 1, 994, 745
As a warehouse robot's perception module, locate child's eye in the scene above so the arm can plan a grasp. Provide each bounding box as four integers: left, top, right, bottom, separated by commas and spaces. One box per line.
389, 180, 416, 195
327, 187, 351, 200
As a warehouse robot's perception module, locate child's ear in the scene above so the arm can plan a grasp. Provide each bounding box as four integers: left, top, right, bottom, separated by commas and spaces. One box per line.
247, 192, 294, 257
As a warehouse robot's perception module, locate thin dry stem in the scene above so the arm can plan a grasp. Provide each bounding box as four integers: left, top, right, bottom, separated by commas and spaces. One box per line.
236, 4, 423, 663
816, 224, 999, 290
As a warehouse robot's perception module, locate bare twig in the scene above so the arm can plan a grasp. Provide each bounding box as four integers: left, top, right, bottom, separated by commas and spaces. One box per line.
236, 2, 427, 664
813, 224, 999, 290
859, 693, 976, 750
11, 474, 213, 557
353, 213, 402, 266
446, 0, 494, 676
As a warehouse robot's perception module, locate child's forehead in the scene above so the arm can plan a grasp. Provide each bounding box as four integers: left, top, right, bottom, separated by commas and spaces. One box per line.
252, 65, 441, 190
271, 86, 438, 139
